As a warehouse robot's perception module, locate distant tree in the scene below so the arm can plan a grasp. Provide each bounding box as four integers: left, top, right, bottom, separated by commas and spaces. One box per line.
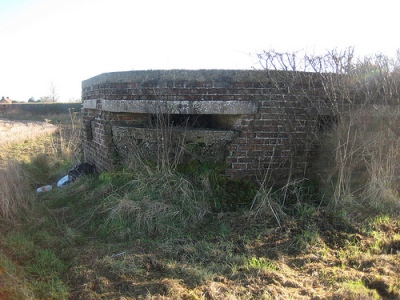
49, 81, 59, 102
28, 97, 35, 102
39, 96, 51, 102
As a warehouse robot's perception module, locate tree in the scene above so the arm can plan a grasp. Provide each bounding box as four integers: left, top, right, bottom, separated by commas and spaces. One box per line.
49, 81, 59, 102
39, 96, 51, 102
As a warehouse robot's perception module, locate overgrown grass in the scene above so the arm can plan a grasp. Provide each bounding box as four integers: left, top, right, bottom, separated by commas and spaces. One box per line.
1, 151, 400, 298
318, 106, 400, 217
0, 112, 79, 299
0, 160, 33, 219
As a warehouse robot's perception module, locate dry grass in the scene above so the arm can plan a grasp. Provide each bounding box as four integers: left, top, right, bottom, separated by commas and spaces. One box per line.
0, 119, 57, 164
318, 106, 400, 215
0, 159, 34, 219
0, 113, 80, 219
55, 109, 82, 164
0, 119, 56, 149
99, 165, 212, 238
0, 118, 63, 219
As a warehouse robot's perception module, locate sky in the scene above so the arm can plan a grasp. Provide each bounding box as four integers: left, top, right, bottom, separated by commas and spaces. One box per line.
0, 0, 399, 102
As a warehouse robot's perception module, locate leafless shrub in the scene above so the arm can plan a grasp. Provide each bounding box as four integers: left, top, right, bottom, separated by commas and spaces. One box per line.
50, 108, 82, 164
148, 100, 188, 172
121, 92, 189, 174
257, 48, 400, 212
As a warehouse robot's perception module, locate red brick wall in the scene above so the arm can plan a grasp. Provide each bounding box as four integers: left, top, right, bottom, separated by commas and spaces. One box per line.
81, 70, 327, 184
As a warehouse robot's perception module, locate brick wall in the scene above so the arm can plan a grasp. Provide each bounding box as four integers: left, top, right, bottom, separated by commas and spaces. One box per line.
81, 70, 333, 184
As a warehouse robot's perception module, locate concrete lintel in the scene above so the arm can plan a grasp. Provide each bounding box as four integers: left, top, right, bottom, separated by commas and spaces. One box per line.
82, 99, 97, 109
92, 99, 257, 115
113, 126, 238, 145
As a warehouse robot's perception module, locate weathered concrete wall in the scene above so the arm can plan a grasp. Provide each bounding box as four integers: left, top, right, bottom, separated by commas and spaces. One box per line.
113, 127, 238, 165
81, 69, 331, 184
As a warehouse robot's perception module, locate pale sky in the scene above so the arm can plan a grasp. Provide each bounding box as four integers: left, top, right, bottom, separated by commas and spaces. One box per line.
0, 0, 399, 102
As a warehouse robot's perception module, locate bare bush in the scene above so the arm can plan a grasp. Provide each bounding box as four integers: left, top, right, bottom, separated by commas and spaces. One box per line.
50, 108, 82, 164
257, 48, 400, 213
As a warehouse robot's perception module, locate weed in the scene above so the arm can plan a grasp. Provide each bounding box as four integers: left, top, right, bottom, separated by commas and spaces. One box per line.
294, 227, 321, 252
318, 107, 400, 215
98, 255, 146, 277
334, 279, 380, 299
245, 256, 278, 272
373, 214, 391, 225
248, 185, 286, 227
368, 231, 386, 254
27, 248, 67, 278
337, 240, 364, 268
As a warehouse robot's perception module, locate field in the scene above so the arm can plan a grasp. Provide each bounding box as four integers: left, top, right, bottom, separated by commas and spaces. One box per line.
0, 119, 57, 164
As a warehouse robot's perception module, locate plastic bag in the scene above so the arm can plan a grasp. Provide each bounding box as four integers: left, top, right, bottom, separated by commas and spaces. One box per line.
57, 175, 71, 187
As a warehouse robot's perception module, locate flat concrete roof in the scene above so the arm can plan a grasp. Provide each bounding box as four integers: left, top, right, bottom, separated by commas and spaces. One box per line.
82, 69, 272, 88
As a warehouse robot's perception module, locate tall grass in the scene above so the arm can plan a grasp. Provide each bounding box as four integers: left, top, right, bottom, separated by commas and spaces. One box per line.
56, 108, 82, 164
98, 161, 212, 239
0, 160, 33, 219
319, 106, 400, 214
0, 114, 78, 299
0, 111, 81, 219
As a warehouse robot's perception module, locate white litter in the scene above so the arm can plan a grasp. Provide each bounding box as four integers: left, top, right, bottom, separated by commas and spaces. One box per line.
57, 175, 71, 187
36, 185, 53, 193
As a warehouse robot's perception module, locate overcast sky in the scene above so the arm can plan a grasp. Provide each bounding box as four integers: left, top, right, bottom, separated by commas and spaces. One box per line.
0, 0, 399, 102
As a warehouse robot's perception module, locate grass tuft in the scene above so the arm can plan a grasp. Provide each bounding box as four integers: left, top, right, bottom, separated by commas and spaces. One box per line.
98, 167, 212, 239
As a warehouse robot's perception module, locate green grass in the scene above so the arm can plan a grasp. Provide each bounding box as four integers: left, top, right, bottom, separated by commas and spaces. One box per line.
245, 256, 278, 272
1, 232, 69, 299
